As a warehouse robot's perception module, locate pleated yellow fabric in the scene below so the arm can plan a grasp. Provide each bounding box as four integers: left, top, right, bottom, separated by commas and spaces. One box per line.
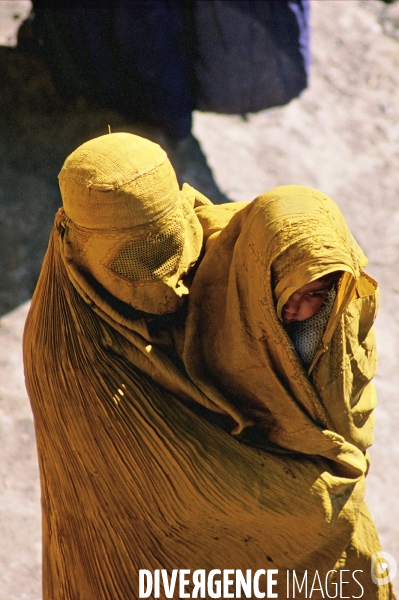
23, 136, 394, 599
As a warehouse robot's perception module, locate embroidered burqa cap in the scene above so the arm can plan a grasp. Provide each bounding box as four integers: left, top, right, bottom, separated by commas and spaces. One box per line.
58, 132, 203, 314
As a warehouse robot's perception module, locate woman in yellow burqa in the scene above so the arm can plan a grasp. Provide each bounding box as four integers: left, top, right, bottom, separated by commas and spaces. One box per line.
23, 132, 395, 599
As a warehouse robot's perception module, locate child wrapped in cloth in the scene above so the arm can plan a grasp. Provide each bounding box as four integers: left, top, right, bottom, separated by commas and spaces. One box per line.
23, 133, 394, 599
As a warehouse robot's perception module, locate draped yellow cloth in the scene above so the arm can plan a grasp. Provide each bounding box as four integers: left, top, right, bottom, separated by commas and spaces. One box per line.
23, 135, 394, 599
183, 185, 394, 597
184, 185, 378, 472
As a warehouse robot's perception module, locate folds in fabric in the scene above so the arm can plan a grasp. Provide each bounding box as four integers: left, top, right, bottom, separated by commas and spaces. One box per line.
23, 185, 393, 599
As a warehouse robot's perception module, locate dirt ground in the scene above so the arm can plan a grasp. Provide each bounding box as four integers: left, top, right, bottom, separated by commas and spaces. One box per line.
1, 1, 399, 598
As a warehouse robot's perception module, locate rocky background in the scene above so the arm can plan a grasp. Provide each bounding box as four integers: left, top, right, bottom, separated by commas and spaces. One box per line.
1, 1, 399, 598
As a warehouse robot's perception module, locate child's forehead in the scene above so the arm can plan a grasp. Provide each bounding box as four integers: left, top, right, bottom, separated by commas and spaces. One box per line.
299, 278, 332, 294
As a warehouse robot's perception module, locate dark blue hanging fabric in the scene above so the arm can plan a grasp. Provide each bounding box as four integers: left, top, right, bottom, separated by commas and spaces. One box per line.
31, 0, 194, 139
113, 1, 194, 139
192, 0, 310, 114
31, 1, 309, 137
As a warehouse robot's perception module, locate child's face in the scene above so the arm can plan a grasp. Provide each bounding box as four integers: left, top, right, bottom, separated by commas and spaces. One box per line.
282, 278, 332, 324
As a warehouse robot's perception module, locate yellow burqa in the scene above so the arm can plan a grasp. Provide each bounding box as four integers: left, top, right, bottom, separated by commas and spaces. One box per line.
23, 133, 394, 599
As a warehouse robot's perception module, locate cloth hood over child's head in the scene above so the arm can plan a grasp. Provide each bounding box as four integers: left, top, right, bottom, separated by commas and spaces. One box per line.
270, 186, 368, 321
57, 132, 203, 315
